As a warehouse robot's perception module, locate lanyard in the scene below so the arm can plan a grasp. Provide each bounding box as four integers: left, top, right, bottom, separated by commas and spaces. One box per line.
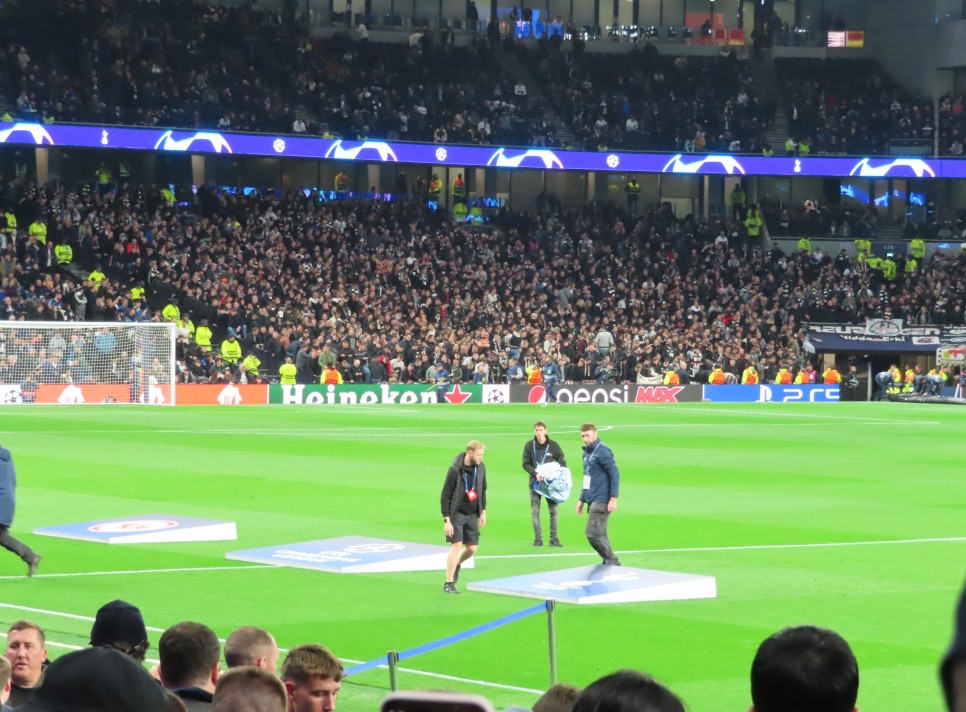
583, 441, 602, 473
533, 441, 550, 464
462, 465, 477, 492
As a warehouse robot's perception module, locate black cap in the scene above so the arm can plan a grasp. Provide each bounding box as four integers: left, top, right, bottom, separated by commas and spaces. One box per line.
90, 599, 148, 648
941, 579, 966, 710
18, 647, 166, 712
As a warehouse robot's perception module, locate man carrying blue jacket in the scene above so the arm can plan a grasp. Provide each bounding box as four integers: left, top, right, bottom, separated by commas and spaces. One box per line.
0, 445, 40, 577
576, 423, 620, 566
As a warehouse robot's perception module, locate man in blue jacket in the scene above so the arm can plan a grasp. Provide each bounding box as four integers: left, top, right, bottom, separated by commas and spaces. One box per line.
576, 423, 620, 566
0, 445, 41, 577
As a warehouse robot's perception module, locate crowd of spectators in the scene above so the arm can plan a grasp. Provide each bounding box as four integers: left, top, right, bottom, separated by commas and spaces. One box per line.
759, 197, 881, 239
776, 58, 934, 156
1, 176, 965, 391
0, 0, 959, 157
4, 582, 966, 712
0, 0, 543, 146
936, 92, 966, 156
527, 42, 775, 153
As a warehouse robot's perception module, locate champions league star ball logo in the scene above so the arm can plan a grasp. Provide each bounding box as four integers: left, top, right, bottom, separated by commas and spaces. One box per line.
0, 123, 55, 145
153, 130, 233, 153
661, 154, 746, 174
848, 158, 936, 178
486, 148, 564, 169
324, 140, 398, 162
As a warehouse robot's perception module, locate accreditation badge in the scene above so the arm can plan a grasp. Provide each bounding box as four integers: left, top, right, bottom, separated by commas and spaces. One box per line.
466, 489, 478, 501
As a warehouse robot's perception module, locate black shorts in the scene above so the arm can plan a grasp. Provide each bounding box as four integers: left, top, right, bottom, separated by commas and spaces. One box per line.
446, 511, 480, 545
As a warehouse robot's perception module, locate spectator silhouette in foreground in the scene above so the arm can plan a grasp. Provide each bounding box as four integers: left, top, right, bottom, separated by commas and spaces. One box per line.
17, 647, 167, 712
90, 599, 150, 663
572, 669, 684, 712
4, 621, 46, 707
159, 621, 221, 710
213, 666, 287, 712
751, 624, 858, 712
282, 643, 344, 712
224, 626, 280, 672
942, 578, 966, 712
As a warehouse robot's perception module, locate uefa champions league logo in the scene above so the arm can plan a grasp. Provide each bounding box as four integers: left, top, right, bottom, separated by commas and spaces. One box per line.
662, 154, 746, 174
153, 130, 233, 153
848, 158, 936, 178
0, 123, 55, 145
324, 140, 398, 161
486, 148, 564, 169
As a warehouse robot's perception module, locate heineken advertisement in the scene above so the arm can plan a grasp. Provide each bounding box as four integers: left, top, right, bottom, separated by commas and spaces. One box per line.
266, 383, 705, 405
269, 383, 489, 405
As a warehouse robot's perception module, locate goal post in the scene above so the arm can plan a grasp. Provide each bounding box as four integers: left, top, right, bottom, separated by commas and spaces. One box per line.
0, 322, 177, 405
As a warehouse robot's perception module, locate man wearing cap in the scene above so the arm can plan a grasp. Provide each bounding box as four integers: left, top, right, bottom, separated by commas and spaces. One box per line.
90, 600, 150, 663
0, 444, 40, 577
220, 331, 242, 366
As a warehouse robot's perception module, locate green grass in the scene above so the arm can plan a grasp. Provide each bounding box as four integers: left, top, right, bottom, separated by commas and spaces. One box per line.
2, 403, 964, 711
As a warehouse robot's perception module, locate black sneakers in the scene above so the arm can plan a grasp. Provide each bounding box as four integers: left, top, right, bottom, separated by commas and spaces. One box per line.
549, 540, 563, 547
533, 539, 543, 547
443, 583, 460, 594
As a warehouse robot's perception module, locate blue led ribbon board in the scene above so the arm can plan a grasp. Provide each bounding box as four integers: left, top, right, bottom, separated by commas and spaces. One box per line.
225, 535, 475, 574
467, 565, 716, 604
33, 514, 237, 544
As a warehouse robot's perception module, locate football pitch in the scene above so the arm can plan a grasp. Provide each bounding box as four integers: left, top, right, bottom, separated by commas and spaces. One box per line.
2, 402, 964, 711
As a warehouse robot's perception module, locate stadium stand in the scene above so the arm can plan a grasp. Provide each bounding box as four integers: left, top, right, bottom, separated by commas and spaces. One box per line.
1, 179, 964, 389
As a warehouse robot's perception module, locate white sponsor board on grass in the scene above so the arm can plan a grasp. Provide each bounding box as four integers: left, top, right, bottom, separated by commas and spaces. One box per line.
468, 565, 716, 604
226, 535, 474, 574
34, 514, 237, 544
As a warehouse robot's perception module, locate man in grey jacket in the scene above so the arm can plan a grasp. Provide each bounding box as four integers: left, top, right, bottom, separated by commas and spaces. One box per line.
0, 445, 40, 577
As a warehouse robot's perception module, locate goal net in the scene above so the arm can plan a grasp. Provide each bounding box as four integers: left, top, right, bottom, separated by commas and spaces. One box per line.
0, 322, 176, 405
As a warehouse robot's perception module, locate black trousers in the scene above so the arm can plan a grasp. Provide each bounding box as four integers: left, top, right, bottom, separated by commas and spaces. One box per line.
0, 525, 37, 563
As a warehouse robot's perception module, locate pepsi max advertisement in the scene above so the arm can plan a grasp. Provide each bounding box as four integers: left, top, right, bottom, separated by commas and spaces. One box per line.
1, 121, 964, 178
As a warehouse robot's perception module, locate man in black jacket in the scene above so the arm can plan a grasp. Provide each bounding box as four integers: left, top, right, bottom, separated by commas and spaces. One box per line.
522, 421, 566, 547
440, 441, 487, 594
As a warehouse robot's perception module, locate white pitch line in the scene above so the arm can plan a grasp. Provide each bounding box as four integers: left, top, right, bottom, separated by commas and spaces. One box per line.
0, 564, 274, 581
478, 535, 966, 560
0, 420, 934, 437
0, 603, 542, 695
680, 405, 943, 425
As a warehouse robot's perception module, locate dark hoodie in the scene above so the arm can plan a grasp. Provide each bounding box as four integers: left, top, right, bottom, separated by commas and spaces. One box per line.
941, 579, 966, 711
